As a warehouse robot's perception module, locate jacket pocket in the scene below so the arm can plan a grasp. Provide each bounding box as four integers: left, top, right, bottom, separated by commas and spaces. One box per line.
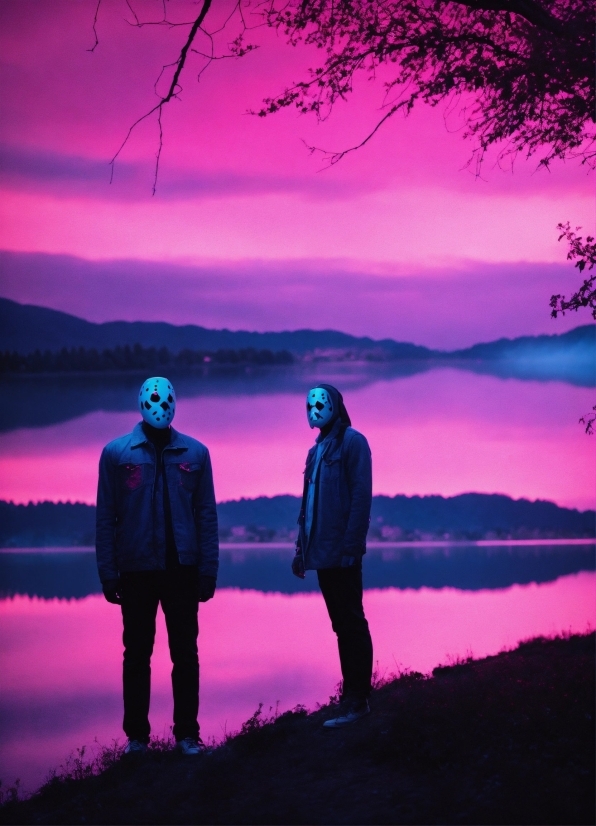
119, 463, 143, 491
178, 462, 201, 491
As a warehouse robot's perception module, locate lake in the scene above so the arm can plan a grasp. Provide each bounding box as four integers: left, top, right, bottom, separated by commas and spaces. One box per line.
0, 542, 595, 794
0, 363, 594, 793
0, 365, 594, 509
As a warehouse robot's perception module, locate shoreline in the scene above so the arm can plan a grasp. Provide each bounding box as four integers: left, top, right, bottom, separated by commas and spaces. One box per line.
1, 632, 593, 825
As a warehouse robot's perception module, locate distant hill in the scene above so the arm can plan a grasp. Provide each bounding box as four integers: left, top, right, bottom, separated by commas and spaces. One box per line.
2, 297, 594, 364
0, 494, 593, 547
0, 297, 430, 358
0, 298, 592, 390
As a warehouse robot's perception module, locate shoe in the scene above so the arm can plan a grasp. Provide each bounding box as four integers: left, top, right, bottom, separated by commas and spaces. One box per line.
323, 699, 370, 729
123, 739, 148, 755
177, 737, 208, 756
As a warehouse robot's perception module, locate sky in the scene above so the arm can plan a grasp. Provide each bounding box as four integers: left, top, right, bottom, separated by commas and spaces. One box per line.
0, 0, 594, 348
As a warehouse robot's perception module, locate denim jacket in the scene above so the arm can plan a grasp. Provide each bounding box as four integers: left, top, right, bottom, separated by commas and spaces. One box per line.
96, 423, 219, 584
298, 420, 372, 570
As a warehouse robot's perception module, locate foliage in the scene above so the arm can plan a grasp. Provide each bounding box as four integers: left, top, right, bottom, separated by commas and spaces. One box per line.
550, 223, 596, 320
101, 0, 594, 181
260, 0, 594, 169
550, 223, 596, 434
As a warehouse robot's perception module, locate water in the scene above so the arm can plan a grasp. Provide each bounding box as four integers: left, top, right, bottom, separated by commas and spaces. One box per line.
0, 543, 594, 794
0, 366, 594, 509
0, 364, 594, 793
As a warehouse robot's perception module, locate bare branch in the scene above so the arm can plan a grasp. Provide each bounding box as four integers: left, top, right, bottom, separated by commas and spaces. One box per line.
87, 0, 102, 53
110, 0, 214, 192
124, 0, 140, 26
304, 103, 403, 166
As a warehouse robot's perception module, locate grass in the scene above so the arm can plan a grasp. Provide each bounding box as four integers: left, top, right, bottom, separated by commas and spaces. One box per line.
0, 632, 593, 825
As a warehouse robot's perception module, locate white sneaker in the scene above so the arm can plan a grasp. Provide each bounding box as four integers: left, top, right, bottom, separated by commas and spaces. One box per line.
177, 737, 207, 756
323, 699, 370, 729
123, 739, 148, 755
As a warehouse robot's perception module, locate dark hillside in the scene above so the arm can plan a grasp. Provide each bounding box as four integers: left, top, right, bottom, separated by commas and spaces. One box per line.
1, 633, 593, 825
0, 298, 430, 358
0, 494, 593, 548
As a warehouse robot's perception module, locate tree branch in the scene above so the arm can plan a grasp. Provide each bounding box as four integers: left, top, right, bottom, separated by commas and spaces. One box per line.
452, 0, 569, 37
110, 0, 214, 192
87, 0, 102, 52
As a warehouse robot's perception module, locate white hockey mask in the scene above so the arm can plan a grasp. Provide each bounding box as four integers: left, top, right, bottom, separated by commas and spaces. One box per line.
306, 387, 334, 429
138, 377, 176, 429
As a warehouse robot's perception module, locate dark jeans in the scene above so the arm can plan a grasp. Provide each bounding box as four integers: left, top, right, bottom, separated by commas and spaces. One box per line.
317, 563, 373, 702
120, 567, 199, 743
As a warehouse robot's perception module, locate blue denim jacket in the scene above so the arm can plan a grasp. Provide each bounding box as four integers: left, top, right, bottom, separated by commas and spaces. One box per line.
298, 420, 372, 570
96, 423, 219, 584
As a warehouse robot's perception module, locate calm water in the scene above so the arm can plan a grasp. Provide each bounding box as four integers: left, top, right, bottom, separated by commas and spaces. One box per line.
0, 543, 594, 794
0, 364, 594, 793
0, 366, 594, 509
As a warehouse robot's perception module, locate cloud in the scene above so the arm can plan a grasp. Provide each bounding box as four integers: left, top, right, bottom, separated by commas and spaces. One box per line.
0, 249, 586, 349
0, 144, 372, 202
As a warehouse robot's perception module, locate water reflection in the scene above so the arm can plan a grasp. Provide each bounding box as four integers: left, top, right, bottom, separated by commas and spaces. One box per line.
1, 543, 594, 600
1, 572, 594, 794
0, 369, 594, 508
0, 364, 430, 433
0, 353, 593, 434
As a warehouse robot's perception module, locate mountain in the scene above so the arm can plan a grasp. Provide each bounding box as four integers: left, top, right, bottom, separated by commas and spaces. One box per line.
0, 297, 431, 358
1, 298, 592, 394
2, 297, 593, 365
0, 494, 593, 548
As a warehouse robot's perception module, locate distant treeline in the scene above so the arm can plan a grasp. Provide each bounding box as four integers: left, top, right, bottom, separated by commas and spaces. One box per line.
0, 344, 294, 374
1, 494, 593, 547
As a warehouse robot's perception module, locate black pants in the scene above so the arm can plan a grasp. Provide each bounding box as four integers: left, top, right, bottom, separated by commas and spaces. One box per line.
317, 563, 373, 701
120, 567, 199, 743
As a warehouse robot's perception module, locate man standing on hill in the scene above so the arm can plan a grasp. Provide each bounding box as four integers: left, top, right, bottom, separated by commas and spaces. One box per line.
293, 384, 374, 727
96, 376, 218, 756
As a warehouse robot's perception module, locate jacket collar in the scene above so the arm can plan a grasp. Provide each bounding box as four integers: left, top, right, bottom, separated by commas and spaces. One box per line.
131, 422, 189, 450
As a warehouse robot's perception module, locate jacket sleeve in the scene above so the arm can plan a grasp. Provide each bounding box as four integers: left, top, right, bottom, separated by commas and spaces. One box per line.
95, 446, 119, 584
194, 449, 219, 578
343, 432, 372, 554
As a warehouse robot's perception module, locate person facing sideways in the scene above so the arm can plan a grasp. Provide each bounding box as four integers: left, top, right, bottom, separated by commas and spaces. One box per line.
95, 377, 219, 756
293, 384, 374, 728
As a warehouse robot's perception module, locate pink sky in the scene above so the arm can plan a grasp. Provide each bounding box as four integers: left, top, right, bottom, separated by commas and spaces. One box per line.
0, 0, 594, 346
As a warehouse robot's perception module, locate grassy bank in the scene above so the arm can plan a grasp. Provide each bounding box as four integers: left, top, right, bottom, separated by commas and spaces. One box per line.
1, 633, 593, 825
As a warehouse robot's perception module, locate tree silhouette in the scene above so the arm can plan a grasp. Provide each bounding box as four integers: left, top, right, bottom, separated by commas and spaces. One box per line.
551, 223, 596, 434
100, 0, 594, 182
260, 0, 594, 172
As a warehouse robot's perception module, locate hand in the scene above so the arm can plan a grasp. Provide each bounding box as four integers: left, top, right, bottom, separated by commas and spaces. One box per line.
102, 578, 122, 605
198, 575, 217, 603
292, 551, 305, 579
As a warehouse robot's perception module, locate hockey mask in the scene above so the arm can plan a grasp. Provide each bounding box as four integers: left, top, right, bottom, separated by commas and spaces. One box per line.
138, 377, 176, 429
306, 387, 334, 429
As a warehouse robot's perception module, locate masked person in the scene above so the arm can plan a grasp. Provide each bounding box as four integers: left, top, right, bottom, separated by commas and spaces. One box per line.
293, 384, 373, 727
96, 377, 218, 756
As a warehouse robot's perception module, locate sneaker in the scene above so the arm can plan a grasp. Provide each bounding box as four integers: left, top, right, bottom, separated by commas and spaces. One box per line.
323, 699, 370, 729
123, 739, 148, 755
177, 737, 208, 756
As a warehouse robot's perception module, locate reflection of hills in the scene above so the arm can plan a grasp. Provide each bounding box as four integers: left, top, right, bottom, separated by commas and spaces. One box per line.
0, 344, 593, 433
0, 362, 434, 432
1, 544, 593, 600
